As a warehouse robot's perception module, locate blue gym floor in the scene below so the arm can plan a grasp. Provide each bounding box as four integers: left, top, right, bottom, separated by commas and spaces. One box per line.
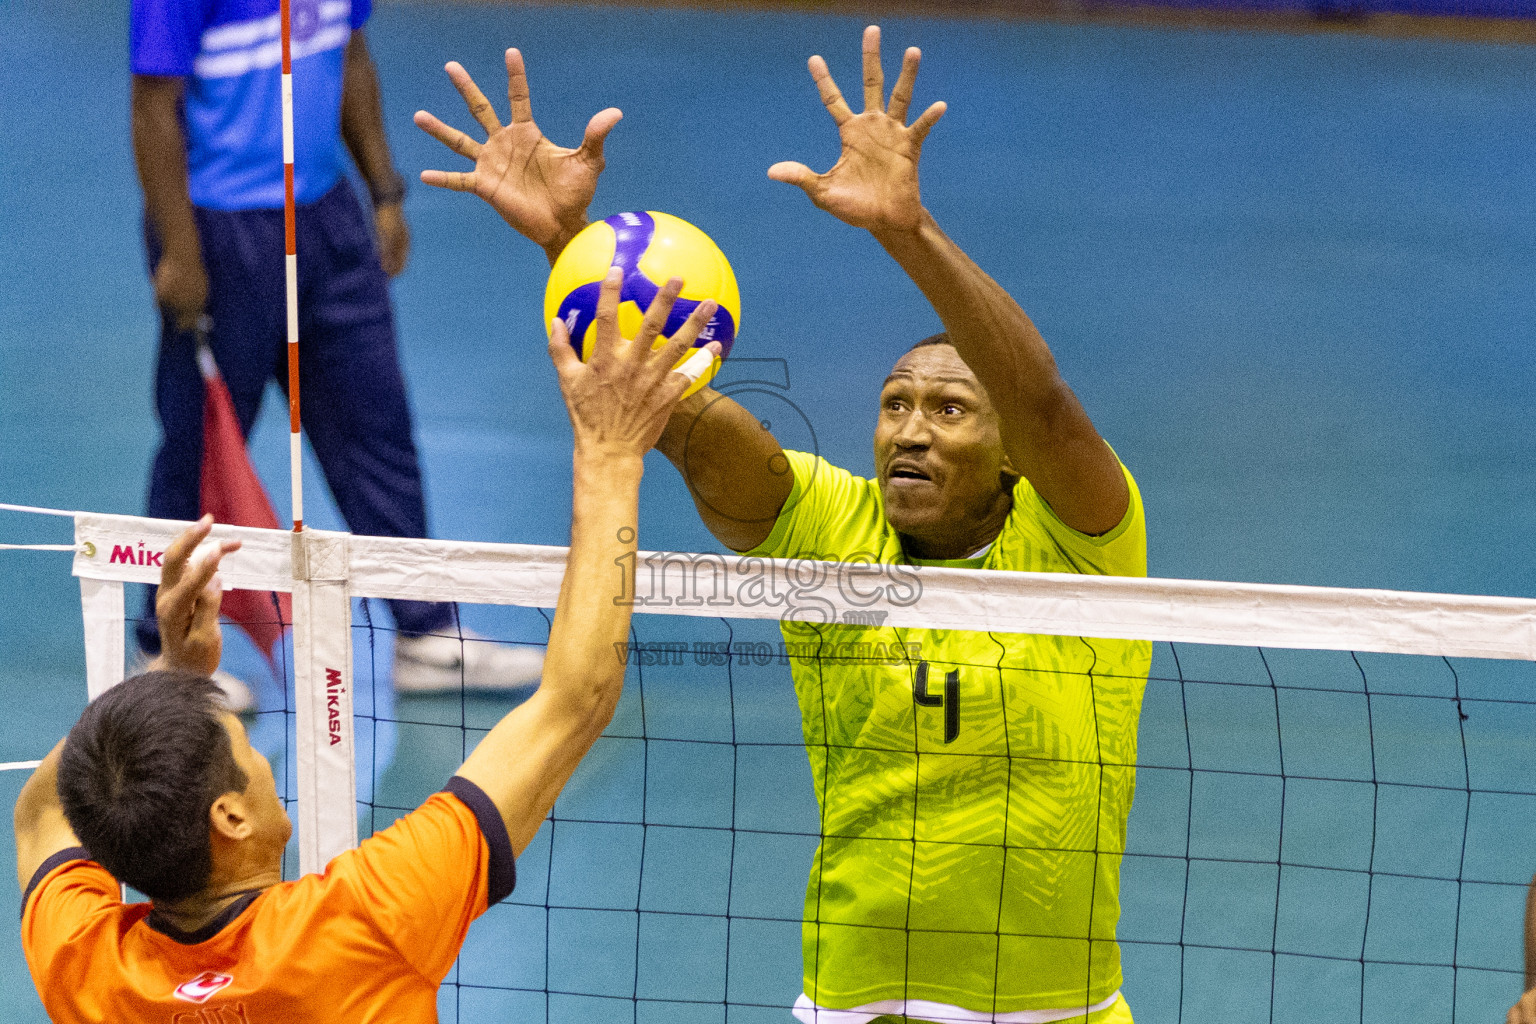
2, 0, 1535, 1020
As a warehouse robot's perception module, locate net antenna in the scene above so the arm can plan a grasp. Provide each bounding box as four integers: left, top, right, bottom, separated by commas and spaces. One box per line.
280, 0, 302, 536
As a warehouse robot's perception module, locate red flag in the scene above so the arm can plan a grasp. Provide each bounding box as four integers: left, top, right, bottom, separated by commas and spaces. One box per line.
197, 341, 291, 667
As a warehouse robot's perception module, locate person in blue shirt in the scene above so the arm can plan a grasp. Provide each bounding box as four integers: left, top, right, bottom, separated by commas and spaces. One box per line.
129, 0, 540, 703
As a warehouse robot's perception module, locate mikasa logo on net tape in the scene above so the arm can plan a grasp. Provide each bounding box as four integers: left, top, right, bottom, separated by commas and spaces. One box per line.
108, 541, 165, 567
326, 667, 346, 746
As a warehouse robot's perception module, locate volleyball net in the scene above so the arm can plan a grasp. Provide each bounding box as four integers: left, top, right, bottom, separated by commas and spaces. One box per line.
36, 508, 1536, 1020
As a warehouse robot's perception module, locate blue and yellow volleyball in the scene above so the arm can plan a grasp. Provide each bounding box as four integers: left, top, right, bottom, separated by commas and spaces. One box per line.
544, 211, 739, 397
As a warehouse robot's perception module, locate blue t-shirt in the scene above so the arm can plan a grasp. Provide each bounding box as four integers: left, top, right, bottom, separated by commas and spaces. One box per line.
130, 0, 372, 210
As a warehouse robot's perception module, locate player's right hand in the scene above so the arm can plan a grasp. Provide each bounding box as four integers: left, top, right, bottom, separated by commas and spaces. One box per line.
154, 516, 240, 679
1510, 989, 1536, 1024
547, 268, 719, 461
414, 49, 621, 263
153, 249, 209, 332
768, 25, 946, 237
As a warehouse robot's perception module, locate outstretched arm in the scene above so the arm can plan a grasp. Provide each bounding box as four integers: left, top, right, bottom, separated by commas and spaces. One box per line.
417, 51, 794, 551
13, 741, 71, 895
1511, 878, 1536, 1023
14, 518, 238, 892
652, 387, 793, 553
770, 27, 1128, 536
414, 49, 620, 265
1529, 876, 1536, 992
455, 274, 720, 854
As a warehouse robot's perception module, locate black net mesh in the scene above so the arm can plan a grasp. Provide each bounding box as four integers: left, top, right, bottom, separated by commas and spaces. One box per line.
260, 599, 1536, 1024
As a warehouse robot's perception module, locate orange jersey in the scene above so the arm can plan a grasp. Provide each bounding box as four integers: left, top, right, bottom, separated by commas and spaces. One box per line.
21, 778, 515, 1024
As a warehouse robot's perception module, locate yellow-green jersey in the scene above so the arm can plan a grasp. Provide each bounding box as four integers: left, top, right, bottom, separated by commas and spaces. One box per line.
745, 449, 1151, 1014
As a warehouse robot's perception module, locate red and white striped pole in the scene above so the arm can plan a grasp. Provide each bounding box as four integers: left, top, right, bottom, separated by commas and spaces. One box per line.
280, 0, 303, 536
279, 0, 355, 872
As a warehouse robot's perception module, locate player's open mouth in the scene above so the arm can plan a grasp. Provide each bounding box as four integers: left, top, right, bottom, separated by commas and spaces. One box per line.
887, 462, 932, 482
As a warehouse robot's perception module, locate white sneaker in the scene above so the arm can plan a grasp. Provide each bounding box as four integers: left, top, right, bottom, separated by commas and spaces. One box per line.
130, 653, 254, 714
393, 629, 544, 694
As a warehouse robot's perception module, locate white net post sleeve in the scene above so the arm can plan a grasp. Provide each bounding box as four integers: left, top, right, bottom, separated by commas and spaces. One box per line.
291, 528, 357, 873
78, 576, 125, 701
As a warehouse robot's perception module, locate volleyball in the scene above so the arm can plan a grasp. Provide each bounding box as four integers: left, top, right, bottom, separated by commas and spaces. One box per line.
544, 211, 739, 397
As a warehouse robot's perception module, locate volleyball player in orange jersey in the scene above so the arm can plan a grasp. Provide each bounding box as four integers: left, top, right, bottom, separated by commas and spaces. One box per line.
13, 273, 719, 1023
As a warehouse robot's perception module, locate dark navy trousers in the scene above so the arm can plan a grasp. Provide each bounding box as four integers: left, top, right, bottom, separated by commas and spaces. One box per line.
138, 179, 452, 653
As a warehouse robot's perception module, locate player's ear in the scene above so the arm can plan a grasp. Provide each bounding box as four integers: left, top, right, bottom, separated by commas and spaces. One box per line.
999, 465, 1021, 494
989, 401, 1020, 493
997, 444, 1020, 493
209, 791, 254, 842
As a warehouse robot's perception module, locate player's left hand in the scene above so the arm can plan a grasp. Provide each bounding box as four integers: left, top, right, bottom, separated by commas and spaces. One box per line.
1509, 988, 1536, 1024
154, 516, 241, 679
374, 202, 410, 277
414, 49, 621, 261
769, 25, 946, 237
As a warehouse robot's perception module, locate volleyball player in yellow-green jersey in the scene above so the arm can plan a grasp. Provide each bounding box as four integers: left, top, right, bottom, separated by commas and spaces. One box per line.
654, 30, 1152, 1023
745, 448, 1149, 1019
418, 24, 1149, 1024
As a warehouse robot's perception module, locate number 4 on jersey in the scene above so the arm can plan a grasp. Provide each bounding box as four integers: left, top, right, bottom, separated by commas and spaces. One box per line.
912, 661, 959, 743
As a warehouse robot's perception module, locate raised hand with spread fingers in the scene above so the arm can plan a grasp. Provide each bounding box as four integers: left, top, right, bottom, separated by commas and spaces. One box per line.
767, 25, 946, 236
414, 49, 621, 263
762, 25, 1130, 539
548, 270, 721, 461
